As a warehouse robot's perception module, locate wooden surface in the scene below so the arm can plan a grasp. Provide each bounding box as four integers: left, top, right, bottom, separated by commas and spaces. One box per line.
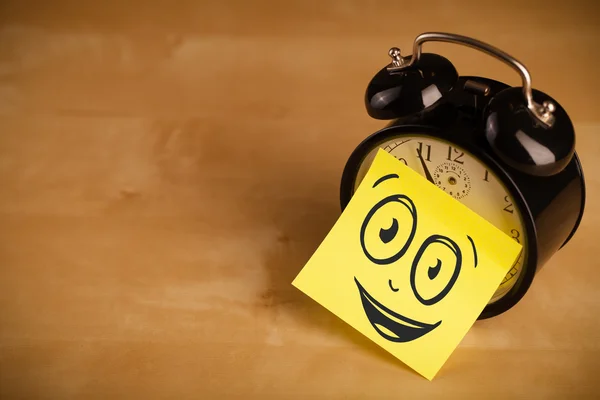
0, 1, 599, 398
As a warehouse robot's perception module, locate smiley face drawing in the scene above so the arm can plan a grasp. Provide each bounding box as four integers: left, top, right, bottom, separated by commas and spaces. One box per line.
354, 172, 479, 343
291, 149, 522, 380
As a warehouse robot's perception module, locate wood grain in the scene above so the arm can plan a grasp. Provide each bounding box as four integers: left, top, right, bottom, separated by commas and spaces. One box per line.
0, 1, 598, 398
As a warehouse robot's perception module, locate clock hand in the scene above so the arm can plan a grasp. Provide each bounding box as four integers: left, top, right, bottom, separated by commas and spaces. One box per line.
417, 149, 436, 185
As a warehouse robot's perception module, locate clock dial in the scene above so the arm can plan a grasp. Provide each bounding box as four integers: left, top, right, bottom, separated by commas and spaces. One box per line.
353, 134, 526, 303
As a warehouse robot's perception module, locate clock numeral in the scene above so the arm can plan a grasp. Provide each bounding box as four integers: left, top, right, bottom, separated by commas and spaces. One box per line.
511, 229, 521, 243
417, 142, 431, 162
395, 156, 408, 165
447, 146, 465, 164
503, 195, 514, 214
483, 170, 490, 182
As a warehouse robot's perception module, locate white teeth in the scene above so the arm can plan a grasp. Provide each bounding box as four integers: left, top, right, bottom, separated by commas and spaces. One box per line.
374, 323, 400, 339
366, 295, 424, 329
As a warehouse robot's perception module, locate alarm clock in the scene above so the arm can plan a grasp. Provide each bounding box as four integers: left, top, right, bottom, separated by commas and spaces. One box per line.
339, 32, 586, 319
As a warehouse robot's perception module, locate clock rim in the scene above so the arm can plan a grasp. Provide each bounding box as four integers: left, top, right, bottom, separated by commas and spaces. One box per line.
339, 123, 539, 320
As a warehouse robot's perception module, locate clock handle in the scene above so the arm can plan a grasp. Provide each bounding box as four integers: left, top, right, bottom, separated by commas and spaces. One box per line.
386, 32, 555, 128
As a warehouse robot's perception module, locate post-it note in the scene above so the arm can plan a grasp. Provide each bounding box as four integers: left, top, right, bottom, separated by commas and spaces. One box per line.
292, 149, 522, 380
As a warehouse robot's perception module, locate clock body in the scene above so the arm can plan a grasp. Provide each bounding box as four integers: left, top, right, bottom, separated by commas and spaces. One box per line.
340, 76, 586, 319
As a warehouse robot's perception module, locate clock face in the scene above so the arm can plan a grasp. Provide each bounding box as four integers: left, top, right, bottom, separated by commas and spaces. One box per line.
352, 134, 527, 303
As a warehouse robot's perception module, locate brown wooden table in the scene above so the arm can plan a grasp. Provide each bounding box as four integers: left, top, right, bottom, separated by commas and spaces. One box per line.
1, 1, 598, 398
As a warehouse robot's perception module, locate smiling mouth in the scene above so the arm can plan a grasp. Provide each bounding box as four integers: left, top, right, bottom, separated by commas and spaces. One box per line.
354, 277, 441, 343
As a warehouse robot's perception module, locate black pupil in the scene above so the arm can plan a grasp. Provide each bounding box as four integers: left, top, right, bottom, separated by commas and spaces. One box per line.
428, 259, 442, 280
379, 218, 398, 244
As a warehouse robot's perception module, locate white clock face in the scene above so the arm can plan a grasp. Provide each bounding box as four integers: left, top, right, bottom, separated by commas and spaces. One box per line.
353, 134, 527, 303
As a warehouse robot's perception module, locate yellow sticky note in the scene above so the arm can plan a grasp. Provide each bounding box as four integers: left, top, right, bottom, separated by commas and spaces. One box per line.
292, 149, 522, 380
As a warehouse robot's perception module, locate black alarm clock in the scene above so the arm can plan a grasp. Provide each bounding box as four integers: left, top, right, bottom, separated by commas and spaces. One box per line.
340, 32, 586, 319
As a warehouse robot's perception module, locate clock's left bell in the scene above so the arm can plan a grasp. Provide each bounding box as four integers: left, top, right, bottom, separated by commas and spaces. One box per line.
365, 48, 458, 120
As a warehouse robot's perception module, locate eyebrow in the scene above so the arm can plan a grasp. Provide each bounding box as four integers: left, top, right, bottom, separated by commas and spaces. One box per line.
467, 235, 478, 268
373, 173, 399, 188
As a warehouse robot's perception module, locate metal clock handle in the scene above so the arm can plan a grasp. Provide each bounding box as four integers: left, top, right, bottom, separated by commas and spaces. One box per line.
386, 32, 555, 127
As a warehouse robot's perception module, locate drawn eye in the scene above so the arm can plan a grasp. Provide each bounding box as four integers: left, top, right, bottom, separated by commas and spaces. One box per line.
410, 235, 462, 305
360, 194, 417, 265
